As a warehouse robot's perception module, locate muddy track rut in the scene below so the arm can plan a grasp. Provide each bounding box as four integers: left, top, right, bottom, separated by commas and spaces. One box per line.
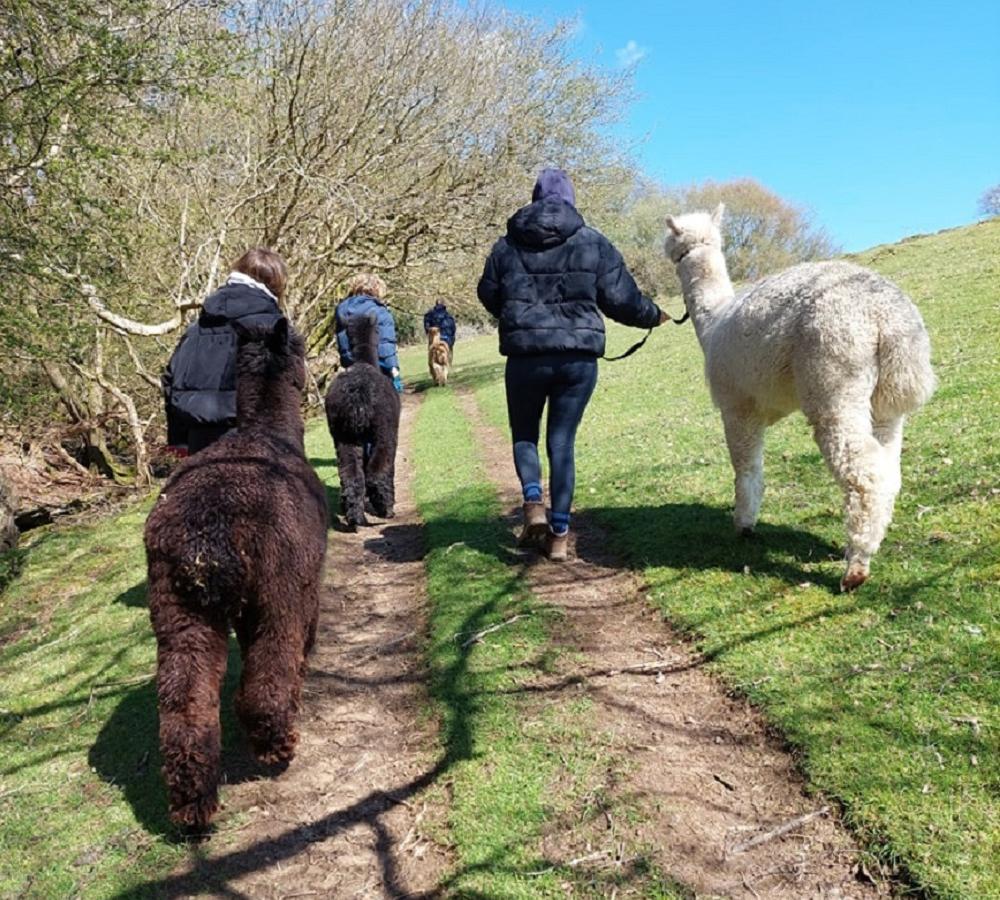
456, 388, 889, 900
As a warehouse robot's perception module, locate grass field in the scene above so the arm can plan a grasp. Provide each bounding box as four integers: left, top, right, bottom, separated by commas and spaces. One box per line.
0, 219, 996, 898
413, 219, 999, 898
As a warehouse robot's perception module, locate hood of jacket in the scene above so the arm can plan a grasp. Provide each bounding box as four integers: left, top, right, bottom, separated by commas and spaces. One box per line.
200, 282, 280, 326
506, 197, 585, 250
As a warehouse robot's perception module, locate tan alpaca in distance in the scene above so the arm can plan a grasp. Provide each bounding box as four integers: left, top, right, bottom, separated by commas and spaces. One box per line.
664, 203, 935, 591
427, 326, 450, 387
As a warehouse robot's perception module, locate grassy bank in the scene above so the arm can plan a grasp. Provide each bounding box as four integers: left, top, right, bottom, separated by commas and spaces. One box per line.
448, 220, 1000, 898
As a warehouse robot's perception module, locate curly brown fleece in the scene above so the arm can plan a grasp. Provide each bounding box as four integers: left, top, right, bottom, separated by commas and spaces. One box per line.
144, 319, 328, 830
324, 313, 401, 530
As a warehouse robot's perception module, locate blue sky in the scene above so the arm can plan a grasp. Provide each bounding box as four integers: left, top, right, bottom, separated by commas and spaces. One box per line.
503, 0, 1000, 251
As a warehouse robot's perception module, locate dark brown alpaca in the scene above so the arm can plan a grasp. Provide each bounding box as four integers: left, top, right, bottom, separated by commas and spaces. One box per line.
325, 314, 401, 530
144, 318, 328, 830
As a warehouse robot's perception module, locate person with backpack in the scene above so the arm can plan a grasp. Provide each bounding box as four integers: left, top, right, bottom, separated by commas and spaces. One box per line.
334, 273, 403, 393
477, 168, 668, 560
162, 248, 287, 455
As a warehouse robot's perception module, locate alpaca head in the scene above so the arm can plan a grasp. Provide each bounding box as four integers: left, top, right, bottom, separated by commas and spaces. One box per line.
233, 317, 307, 436
235, 317, 306, 389
427, 326, 441, 343
664, 203, 725, 264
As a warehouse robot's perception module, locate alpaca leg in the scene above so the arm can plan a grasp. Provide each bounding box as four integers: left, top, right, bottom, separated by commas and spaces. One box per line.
337, 441, 367, 530
234, 588, 313, 765
873, 415, 905, 531
811, 412, 887, 590
149, 582, 229, 829
720, 408, 766, 534
365, 411, 399, 519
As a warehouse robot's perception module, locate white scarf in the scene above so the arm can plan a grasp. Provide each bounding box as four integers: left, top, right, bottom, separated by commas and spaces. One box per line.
226, 270, 278, 303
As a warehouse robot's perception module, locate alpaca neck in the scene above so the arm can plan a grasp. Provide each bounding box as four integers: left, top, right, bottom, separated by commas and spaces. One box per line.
236, 378, 305, 451
676, 247, 735, 347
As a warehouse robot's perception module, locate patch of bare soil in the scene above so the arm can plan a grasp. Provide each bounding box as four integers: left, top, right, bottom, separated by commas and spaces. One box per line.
162, 396, 450, 898
456, 389, 889, 900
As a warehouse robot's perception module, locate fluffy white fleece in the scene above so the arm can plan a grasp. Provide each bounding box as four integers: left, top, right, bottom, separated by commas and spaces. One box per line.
664, 204, 935, 590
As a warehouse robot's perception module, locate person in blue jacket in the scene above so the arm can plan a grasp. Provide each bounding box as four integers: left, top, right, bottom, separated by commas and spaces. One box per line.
162, 248, 286, 455
334, 273, 402, 392
423, 300, 457, 356
477, 168, 668, 560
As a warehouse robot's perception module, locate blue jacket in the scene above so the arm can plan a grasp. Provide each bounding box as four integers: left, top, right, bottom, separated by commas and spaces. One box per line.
162, 282, 283, 445
335, 294, 399, 373
423, 304, 456, 346
477, 197, 661, 357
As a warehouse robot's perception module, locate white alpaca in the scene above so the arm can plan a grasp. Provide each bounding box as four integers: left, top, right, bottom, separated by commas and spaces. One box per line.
664, 204, 935, 590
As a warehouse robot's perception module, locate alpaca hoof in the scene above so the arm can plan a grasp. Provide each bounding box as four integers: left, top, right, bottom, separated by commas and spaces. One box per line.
739, 526, 757, 539
840, 566, 869, 592
170, 796, 219, 831
253, 732, 298, 767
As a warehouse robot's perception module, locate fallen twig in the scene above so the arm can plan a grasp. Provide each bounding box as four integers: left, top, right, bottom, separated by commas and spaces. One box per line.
731, 806, 829, 854
458, 614, 529, 648
951, 715, 982, 736
527, 850, 609, 876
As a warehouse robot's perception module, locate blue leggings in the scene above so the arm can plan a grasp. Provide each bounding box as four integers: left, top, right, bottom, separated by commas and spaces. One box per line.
505, 353, 598, 534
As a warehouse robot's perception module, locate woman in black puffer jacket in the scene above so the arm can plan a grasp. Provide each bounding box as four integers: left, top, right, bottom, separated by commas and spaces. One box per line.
477, 169, 667, 559
162, 248, 286, 455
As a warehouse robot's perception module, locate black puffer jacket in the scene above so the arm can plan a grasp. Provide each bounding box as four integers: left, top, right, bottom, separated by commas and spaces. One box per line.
477, 197, 661, 357
162, 282, 283, 445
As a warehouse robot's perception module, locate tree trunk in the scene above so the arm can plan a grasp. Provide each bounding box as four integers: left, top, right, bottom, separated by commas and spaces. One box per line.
0, 472, 18, 553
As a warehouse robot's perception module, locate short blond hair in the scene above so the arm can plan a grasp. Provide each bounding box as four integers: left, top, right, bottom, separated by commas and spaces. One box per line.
345, 272, 387, 300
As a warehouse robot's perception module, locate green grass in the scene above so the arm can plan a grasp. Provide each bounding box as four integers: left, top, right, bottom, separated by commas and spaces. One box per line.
454, 219, 1000, 898
410, 386, 686, 898
0, 498, 182, 898
0, 422, 341, 898
1, 220, 995, 898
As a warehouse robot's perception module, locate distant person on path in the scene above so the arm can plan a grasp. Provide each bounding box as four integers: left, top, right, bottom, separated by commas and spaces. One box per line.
423, 299, 456, 357
162, 248, 287, 455
334, 273, 403, 393
477, 168, 668, 560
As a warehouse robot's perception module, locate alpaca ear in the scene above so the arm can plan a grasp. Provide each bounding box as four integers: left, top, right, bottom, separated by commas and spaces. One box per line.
269, 316, 289, 351
665, 215, 682, 236
711, 203, 725, 226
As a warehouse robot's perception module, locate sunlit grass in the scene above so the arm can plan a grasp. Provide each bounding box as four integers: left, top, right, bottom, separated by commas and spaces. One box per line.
454, 219, 1000, 898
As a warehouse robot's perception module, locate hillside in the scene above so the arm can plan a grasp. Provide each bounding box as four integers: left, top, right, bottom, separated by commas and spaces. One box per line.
1, 219, 997, 898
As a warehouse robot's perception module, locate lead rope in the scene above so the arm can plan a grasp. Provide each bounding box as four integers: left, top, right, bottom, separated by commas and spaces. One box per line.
601, 306, 689, 362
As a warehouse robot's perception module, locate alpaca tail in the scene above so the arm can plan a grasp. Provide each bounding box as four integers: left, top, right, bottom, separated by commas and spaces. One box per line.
873, 310, 936, 418
347, 313, 380, 367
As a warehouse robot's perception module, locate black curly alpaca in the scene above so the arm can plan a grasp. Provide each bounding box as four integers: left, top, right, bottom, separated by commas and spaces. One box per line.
324, 314, 401, 530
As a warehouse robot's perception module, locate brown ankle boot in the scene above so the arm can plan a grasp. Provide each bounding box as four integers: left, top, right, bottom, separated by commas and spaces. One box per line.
518, 501, 548, 547
546, 529, 569, 561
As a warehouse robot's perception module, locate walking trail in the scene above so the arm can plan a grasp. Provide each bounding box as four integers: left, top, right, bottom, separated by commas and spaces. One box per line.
157, 396, 450, 899
455, 388, 889, 900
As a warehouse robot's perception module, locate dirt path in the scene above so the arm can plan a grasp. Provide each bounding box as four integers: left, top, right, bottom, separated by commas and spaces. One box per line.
161, 396, 449, 899
456, 389, 889, 900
